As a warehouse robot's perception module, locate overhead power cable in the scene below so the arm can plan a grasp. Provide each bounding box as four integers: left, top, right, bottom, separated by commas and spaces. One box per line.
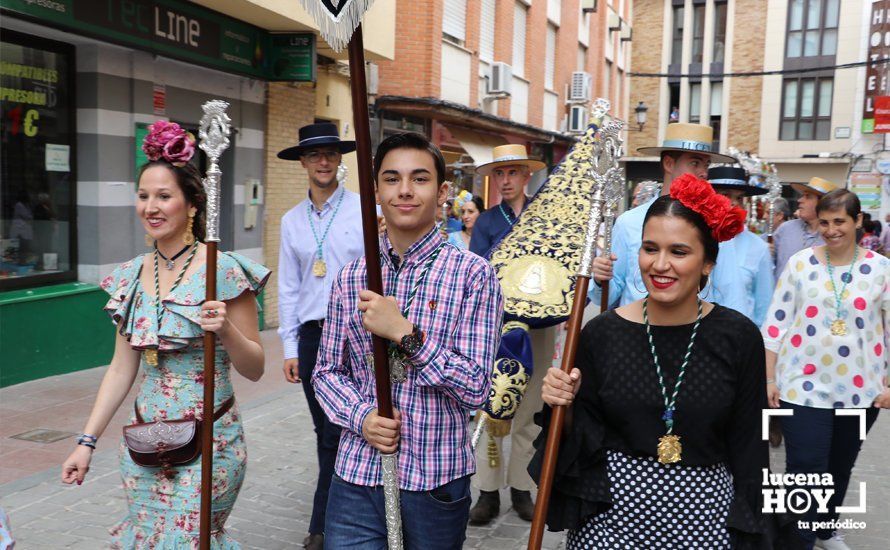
629, 58, 890, 79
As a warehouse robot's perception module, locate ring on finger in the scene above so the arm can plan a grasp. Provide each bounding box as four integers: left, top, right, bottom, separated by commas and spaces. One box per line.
206, 309, 218, 318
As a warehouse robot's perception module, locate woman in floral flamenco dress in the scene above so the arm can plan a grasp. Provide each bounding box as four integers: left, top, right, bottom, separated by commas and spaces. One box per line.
61, 121, 270, 548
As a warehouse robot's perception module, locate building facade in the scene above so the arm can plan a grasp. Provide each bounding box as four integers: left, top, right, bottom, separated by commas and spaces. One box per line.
0, 0, 394, 386
626, 0, 888, 224
371, 0, 633, 202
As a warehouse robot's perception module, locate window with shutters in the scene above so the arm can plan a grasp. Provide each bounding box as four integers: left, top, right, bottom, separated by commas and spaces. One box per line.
480, 0, 496, 61
443, 0, 467, 45
513, 2, 527, 77
577, 45, 587, 72
545, 24, 557, 89
547, 0, 561, 25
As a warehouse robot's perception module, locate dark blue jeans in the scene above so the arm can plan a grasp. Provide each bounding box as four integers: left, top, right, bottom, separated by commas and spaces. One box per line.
299, 322, 342, 535
780, 401, 879, 549
325, 474, 471, 549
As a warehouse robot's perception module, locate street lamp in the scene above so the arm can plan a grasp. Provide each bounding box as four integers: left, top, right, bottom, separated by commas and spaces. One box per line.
634, 101, 648, 131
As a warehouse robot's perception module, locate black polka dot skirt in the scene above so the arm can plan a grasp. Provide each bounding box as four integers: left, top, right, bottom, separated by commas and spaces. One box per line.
566, 450, 734, 550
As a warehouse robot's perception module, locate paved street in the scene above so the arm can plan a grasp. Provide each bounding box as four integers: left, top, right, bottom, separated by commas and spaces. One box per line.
1, 330, 888, 549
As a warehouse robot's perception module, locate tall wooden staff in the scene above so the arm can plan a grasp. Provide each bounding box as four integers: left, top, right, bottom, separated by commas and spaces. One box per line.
197, 100, 232, 550
298, 2, 403, 548
527, 118, 625, 550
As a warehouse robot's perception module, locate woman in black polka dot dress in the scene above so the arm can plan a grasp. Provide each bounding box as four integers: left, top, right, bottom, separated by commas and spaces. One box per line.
531, 176, 796, 549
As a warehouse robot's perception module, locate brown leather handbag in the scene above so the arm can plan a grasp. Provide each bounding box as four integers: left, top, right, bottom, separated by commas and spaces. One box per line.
123, 396, 234, 476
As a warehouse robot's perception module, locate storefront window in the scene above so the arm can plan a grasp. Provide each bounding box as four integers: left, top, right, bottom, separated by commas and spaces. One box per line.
1, 31, 76, 290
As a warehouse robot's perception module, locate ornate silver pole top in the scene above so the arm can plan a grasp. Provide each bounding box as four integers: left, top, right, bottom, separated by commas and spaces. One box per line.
199, 100, 232, 243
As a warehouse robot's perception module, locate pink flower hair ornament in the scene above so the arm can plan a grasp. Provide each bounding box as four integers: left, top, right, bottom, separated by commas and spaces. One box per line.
142, 121, 196, 167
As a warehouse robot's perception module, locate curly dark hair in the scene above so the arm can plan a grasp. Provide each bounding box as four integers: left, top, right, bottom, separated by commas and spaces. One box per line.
138, 160, 207, 242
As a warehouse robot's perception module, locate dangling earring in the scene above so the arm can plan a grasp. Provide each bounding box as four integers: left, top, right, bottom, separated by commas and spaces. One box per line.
699, 273, 713, 298
145, 234, 154, 247
183, 214, 195, 246
632, 272, 648, 294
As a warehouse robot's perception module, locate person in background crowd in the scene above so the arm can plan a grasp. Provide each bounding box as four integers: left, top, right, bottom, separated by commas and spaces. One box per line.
772, 177, 838, 281
763, 189, 889, 550
276, 122, 364, 550
859, 220, 882, 253
448, 193, 484, 251
468, 143, 550, 525
707, 166, 775, 327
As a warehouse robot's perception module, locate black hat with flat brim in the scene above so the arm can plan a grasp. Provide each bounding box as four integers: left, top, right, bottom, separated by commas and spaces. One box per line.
277, 122, 357, 160
708, 166, 768, 196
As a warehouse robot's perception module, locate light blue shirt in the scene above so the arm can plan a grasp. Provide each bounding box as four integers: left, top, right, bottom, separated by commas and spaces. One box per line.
278, 185, 364, 359
588, 197, 748, 314
730, 228, 775, 327
447, 230, 469, 250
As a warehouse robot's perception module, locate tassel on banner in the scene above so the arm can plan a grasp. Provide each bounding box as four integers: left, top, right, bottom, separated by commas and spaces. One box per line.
299, 0, 377, 52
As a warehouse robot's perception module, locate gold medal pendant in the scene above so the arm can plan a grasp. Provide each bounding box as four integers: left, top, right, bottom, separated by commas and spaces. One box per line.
657, 434, 682, 464
144, 349, 159, 366
312, 259, 327, 278
830, 319, 847, 336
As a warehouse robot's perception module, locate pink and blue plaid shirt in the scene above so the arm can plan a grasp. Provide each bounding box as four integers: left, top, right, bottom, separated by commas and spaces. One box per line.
312, 227, 504, 491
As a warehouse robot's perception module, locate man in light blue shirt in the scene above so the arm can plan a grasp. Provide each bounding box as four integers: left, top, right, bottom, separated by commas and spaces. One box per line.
708, 166, 775, 327
276, 122, 364, 550
590, 123, 745, 311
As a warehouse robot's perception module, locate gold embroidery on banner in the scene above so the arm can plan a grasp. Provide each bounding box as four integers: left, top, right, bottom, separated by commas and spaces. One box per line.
489, 123, 601, 322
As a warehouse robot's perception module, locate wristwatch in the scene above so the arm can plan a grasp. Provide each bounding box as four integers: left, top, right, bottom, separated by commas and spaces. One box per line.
397, 324, 425, 356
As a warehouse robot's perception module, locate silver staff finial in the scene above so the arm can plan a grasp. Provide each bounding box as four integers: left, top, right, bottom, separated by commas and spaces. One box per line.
199, 100, 232, 243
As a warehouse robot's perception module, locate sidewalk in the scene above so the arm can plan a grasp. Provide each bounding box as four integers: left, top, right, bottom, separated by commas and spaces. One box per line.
1, 330, 887, 548
0, 330, 564, 549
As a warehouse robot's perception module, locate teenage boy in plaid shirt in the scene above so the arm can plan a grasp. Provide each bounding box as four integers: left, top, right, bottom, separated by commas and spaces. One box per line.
312, 132, 504, 548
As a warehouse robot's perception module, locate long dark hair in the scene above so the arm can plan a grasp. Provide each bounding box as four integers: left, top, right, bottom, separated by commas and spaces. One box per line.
643, 195, 719, 289
138, 161, 207, 242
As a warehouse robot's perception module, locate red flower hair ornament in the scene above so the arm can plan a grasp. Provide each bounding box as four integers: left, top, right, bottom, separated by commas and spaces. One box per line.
142, 121, 196, 167
669, 173, 747, 242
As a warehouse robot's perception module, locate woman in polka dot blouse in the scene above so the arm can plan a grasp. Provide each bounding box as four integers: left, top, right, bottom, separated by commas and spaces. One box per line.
763, 189, 890, 550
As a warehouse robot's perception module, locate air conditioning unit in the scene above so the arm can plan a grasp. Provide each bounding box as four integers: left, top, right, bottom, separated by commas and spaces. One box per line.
488, 62, 513, 95
580, 0, 598, 13
568, 105, 589, 134
569, 71, 592, 103
620, 21, 633, 42
608, 11, 621, 31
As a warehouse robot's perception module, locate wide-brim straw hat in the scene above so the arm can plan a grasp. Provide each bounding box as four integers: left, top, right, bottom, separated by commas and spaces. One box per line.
637, 122, 736, 164
791, 176, 838, 197
475, 144, 547, 176
707, 166, 768, 196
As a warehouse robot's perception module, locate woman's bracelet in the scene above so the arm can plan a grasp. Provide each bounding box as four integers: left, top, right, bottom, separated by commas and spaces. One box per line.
76, 434, 98, 449
766, 378, 776, 385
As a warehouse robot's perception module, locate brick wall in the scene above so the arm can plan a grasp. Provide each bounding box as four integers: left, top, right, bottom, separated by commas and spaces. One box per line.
495, 0, 515, 119
263, 82, 315, 328
726, 0, 766, 154
375, 0, 441, 98
627, 0, 663, 155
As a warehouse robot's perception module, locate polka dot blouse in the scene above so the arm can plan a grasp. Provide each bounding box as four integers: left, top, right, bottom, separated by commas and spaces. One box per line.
762, 247, 889, 409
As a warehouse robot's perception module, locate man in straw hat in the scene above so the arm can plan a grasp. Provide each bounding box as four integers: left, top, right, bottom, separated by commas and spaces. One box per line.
772, 176, 838, 281
276, 121, 362, 550
469, 144, 546, 258
590, 122, 746, 311
707, 166, 775, 327
467, 143, 550, 525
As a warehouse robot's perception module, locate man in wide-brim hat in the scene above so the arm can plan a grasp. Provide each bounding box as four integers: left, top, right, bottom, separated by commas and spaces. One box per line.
590, 122, 748, 312
467, 143, 547, 526
469, 144, 546, 258
707, 166, 774, 327
276, 121, 362, 550
772, 176, 838, 281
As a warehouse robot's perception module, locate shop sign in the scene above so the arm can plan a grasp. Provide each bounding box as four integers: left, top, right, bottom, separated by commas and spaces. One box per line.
849, 173, 882, 211
862, 0, 890, 133
875, 96, 890, 133
0, 0, 316, 82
